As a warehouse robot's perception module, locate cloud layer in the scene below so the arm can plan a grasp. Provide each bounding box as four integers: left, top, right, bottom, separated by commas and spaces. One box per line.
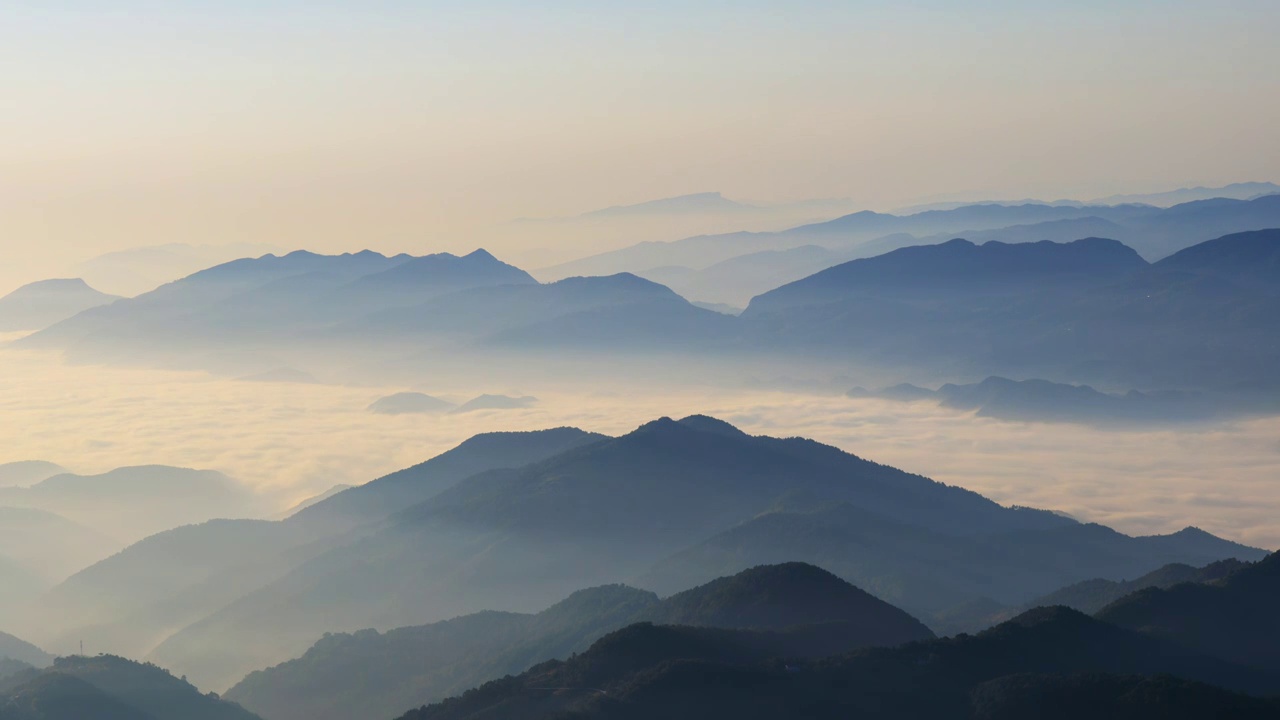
2, 347, 1277, 550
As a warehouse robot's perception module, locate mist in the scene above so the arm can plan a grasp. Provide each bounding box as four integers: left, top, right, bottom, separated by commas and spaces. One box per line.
2, 345, 1276, 550
1, 3, 1279, 718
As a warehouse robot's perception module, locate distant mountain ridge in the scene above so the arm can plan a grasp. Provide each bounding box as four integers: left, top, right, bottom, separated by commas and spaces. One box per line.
848, 376, 1260, 425
1090, 181, 1280, 207
0, 631, 52, 667
739, 228, 1280, 391
747, 237, 1145, 312
639, 501, 1265, 629
581, 192, 753, 218
932, 558, 1249, 635
543, 193, 1280, 285
0, 465, 261, 544
0, 278, 118, 332
21, 226, 1280, 398
25, 251, 729, 373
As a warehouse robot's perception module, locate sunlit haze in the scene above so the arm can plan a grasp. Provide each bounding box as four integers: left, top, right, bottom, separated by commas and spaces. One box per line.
3, 4, 1280, 718
3, 1, 1278, 288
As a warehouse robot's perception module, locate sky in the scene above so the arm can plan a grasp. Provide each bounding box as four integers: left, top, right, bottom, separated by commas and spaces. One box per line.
2, 1, 1278, 282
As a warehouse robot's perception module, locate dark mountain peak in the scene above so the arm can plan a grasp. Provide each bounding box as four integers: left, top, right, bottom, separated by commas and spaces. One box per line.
628, 415, 750, 441
570, 622, 733, 675
463, 248, 497, 261
0, 673, 153, 720
1003, 605, 1093, 629
1247, 550, 1280, 575
1094, 549, 1280, 673
1062, 235, 1134, 251
630, 416, 682, 434
1153, 228, 1280, 276
646, 562, 934, 639
676, 415, 749, 437
537, 584, 660, 622
42, 653, 262, 720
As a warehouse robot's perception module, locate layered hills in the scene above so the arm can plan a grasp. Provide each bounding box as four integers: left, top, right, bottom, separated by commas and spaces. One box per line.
224, 563, 932, 720
543, 193, 1280, 299
742, 228, 1280, 390
0, 278, 118, 333
0, 655, 262, 720
36, 415, 1257, 692
24, 250, 730, 375
1098, 551, 1280, 673
21, 226, 1280, 407
397, 605, 1280, 720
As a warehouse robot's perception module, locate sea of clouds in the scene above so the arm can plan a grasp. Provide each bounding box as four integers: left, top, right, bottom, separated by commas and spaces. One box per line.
2, 345, 1277, 550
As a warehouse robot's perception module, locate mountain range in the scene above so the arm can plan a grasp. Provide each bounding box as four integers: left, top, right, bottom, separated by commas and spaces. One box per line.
20, 221, 1280, 411
540, 193, 1280, 303
0, 655, 261, 720
891, 182, 1280, 214
1098, 550, 1280, 673
223, 563, 932, 720
932, 558, 1248, 635
73, 242, 282, 297
397, 604, 1280, 720
25, 416, 1261, 694
27, 429, 607, 665
24, 250, 731, 375
0, 279, 118, 333
740, 228, 1280, 390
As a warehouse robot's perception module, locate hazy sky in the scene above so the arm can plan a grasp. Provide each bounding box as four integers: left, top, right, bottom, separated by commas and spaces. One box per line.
3, 1, 1278, 278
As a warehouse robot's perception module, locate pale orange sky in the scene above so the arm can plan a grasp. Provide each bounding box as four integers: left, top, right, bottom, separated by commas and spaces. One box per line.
2, 1, 1278, 285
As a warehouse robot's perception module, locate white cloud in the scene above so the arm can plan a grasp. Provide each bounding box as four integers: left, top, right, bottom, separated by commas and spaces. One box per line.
1, 347, 1277, 550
